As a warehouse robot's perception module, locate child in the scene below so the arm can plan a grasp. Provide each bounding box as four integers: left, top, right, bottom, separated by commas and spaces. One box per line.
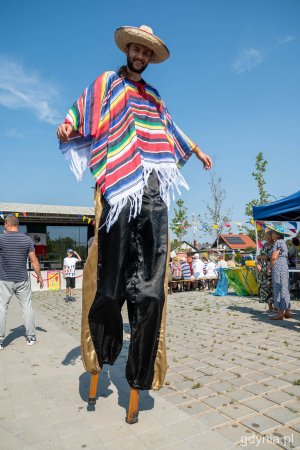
63, 249, 81, 302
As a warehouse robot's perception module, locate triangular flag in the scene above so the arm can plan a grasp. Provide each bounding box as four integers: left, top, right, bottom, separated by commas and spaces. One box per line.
88, 218, 92, 224
289, 222, 297, 230
15, 213, 19, 218
82, 216, 86, 221
0, 212, 4, 220
257, 240, 263, 249
22, 212, 27, 217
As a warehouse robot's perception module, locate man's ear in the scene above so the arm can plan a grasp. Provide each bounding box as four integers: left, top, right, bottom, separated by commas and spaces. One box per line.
125, 44, 130, 56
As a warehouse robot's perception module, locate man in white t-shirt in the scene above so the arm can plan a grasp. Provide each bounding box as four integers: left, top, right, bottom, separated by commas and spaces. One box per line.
63, 249, 81, 302
192, 253, 205, 279
205, 259, 217, 277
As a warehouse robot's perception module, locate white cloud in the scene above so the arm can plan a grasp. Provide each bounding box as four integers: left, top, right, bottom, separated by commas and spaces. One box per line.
278, 35, 295, 45
0, 56, 60, 125
232, 48, 264, 74
4, 128, 26, 139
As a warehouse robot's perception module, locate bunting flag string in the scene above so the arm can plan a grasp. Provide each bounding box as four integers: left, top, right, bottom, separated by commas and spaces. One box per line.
0, 211, 96, 224
0, 210, 298, 236
171, 219, 300, 236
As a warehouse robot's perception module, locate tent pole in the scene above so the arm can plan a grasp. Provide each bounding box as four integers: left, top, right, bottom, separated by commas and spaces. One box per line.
255, 221, 259, 258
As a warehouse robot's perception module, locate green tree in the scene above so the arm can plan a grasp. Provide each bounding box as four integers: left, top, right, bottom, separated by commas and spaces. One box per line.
244, 152, 271, 240
46, 235, 87, 262
170, 199, 190, 244
245, 152, 271, 218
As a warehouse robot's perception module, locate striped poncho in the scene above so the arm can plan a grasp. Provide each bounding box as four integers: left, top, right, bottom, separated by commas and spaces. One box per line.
60, 71, 196, 230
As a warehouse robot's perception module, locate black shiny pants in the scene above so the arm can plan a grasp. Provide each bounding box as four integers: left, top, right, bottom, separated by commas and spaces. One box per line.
88, 173, 168, 390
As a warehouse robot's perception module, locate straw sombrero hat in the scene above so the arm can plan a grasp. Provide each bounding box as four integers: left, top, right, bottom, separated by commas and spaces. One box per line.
114, 25, 170, 64
265, 224, 290, 238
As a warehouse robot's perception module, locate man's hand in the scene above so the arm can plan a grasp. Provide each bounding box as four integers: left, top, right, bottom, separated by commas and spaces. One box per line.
57, 123, 74, 143
37, 275, 44, 289
193, 146, 213, 170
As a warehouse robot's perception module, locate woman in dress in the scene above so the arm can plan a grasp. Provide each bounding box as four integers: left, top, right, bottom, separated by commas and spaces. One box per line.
256, 230, 274, 312
267, 225, 291, 320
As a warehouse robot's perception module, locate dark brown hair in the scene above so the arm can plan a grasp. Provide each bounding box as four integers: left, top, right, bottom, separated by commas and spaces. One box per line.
117, 65, 129, 78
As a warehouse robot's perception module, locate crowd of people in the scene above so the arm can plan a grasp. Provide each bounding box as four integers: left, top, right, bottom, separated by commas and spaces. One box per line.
169, 251, 234, 292
170, 229, 300, 312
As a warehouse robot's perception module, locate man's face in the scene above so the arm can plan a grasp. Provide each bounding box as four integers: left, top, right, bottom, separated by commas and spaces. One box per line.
126, 43, 152, 74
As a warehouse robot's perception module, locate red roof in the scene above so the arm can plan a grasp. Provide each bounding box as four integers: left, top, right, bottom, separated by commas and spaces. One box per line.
218, 234, 256, 250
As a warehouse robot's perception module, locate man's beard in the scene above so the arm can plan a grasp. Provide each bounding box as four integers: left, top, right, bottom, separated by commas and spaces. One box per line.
127, 55, 148, 74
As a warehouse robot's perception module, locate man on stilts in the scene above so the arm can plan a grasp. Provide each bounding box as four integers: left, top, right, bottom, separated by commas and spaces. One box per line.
57, 25, 212, 423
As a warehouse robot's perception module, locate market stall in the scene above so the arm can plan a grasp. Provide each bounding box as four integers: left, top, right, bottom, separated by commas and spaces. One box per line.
253, 190, 300, 299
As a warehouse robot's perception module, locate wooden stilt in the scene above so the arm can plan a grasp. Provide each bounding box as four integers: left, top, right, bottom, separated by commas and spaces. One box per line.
88, 372, 99, 405
126, 388, 140, 424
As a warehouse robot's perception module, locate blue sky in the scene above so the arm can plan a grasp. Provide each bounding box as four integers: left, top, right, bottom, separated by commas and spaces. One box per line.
1, 0, 299, 242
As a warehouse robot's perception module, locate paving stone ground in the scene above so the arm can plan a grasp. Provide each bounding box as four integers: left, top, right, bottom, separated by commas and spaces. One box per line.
1, 288, 300, 449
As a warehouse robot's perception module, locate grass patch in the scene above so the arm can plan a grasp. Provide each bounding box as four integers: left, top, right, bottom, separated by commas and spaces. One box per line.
191, 383, 203, 389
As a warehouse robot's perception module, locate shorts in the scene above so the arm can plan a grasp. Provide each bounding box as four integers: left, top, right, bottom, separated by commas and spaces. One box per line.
65, 277, 75, 289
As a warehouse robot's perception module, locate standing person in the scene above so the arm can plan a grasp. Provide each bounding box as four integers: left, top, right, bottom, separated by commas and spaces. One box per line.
256, 230, 274, 312
63, 249, 81, 302
57, 24, 212, 422
288, 237, 299, 269
0, 215, 44, 350
267, 225, 291, 320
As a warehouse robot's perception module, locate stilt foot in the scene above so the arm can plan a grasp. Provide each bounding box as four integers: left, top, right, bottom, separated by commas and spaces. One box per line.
88, 397, 97, 405
126, 388, 140, 424
88, 373, 99, 406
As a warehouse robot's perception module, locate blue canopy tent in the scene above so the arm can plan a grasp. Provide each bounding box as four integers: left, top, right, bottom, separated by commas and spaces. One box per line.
253, 191, 300, 221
